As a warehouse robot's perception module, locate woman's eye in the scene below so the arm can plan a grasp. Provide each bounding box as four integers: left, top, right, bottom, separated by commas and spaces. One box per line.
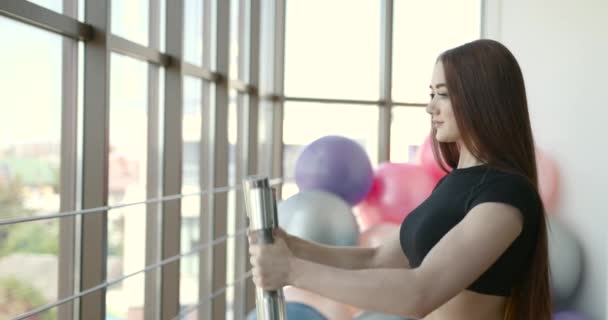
430, 93, 448, 99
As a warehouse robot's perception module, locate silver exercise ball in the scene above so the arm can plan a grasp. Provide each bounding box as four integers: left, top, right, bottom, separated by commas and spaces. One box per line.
278, 190, 359, 246
548, 217, 584, 305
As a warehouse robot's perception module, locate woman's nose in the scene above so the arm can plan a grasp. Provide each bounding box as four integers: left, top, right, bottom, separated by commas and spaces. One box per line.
426, 100, 436, 115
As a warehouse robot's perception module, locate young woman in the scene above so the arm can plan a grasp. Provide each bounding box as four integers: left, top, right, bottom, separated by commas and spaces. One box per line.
248, 39, 551, 320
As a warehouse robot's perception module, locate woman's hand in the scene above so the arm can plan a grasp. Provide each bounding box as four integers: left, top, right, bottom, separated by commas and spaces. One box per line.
271, 227, 296, 252
247, 227, 294, 250
248, 229, 297, 291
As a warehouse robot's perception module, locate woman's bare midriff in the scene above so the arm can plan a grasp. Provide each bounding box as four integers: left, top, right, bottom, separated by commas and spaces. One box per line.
421, 290, 507, 320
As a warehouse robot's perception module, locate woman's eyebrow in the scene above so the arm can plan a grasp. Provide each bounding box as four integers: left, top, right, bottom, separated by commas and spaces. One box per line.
429, 83, 447, 89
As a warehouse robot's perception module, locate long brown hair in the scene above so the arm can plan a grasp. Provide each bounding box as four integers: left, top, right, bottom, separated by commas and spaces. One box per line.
431, 39, 552, 320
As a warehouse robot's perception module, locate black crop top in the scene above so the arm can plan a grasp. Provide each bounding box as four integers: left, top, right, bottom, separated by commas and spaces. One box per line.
399, 164, 542, 296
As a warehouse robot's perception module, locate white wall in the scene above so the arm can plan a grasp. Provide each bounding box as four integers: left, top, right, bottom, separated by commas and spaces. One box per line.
483, 0, 608, 319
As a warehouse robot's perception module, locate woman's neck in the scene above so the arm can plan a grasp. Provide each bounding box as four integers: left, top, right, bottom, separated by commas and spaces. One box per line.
456, 140, 485, 169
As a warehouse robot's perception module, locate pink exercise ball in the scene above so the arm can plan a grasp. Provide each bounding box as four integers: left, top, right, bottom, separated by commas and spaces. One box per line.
416, 135, 449, 183
356, 163, 435, 225
536, 148, 560, 214
353, 205, 383, 232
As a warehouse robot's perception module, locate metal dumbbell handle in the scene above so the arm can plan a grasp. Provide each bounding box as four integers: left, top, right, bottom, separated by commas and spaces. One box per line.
242, 176, 286, 320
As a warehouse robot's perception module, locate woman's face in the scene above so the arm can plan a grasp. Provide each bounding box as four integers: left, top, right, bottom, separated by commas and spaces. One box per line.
426, 61, 460, 143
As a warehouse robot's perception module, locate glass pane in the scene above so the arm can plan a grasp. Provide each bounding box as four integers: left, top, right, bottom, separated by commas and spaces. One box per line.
184, 0, 204, 65
112, 0, 149, 46
106, 53, 148, 320
79, 0, 85, 21
0, 17, 62, 320
25, 0, 62, 13
392, 0, 481, 103
229, 0, 240, 80
284, 0, 380, 100
390, 107, 431, 163
180, 76, 202, 313
282, 102, 379, 199
160, 0, 166, 52
257, 100, 275, 177
225, 91, 239, 320
107, 275, 146, 320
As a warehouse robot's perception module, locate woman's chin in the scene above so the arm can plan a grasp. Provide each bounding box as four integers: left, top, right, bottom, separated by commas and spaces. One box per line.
435, 133, 457, 143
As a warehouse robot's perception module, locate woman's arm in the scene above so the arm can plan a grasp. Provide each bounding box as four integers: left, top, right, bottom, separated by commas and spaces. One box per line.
282, 227, 410, 270
282, 229, 375, 269
284, 202, 523, 318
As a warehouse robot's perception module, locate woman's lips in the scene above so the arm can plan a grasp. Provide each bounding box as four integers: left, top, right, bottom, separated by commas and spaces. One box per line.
432, 121, 444, 128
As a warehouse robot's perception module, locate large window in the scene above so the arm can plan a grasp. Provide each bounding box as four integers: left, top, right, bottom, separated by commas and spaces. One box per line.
0, 16, 62, 320
1, 1, 483, 319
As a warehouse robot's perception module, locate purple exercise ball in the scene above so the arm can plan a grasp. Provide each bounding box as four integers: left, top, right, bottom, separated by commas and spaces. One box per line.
295, 136, 373, 205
